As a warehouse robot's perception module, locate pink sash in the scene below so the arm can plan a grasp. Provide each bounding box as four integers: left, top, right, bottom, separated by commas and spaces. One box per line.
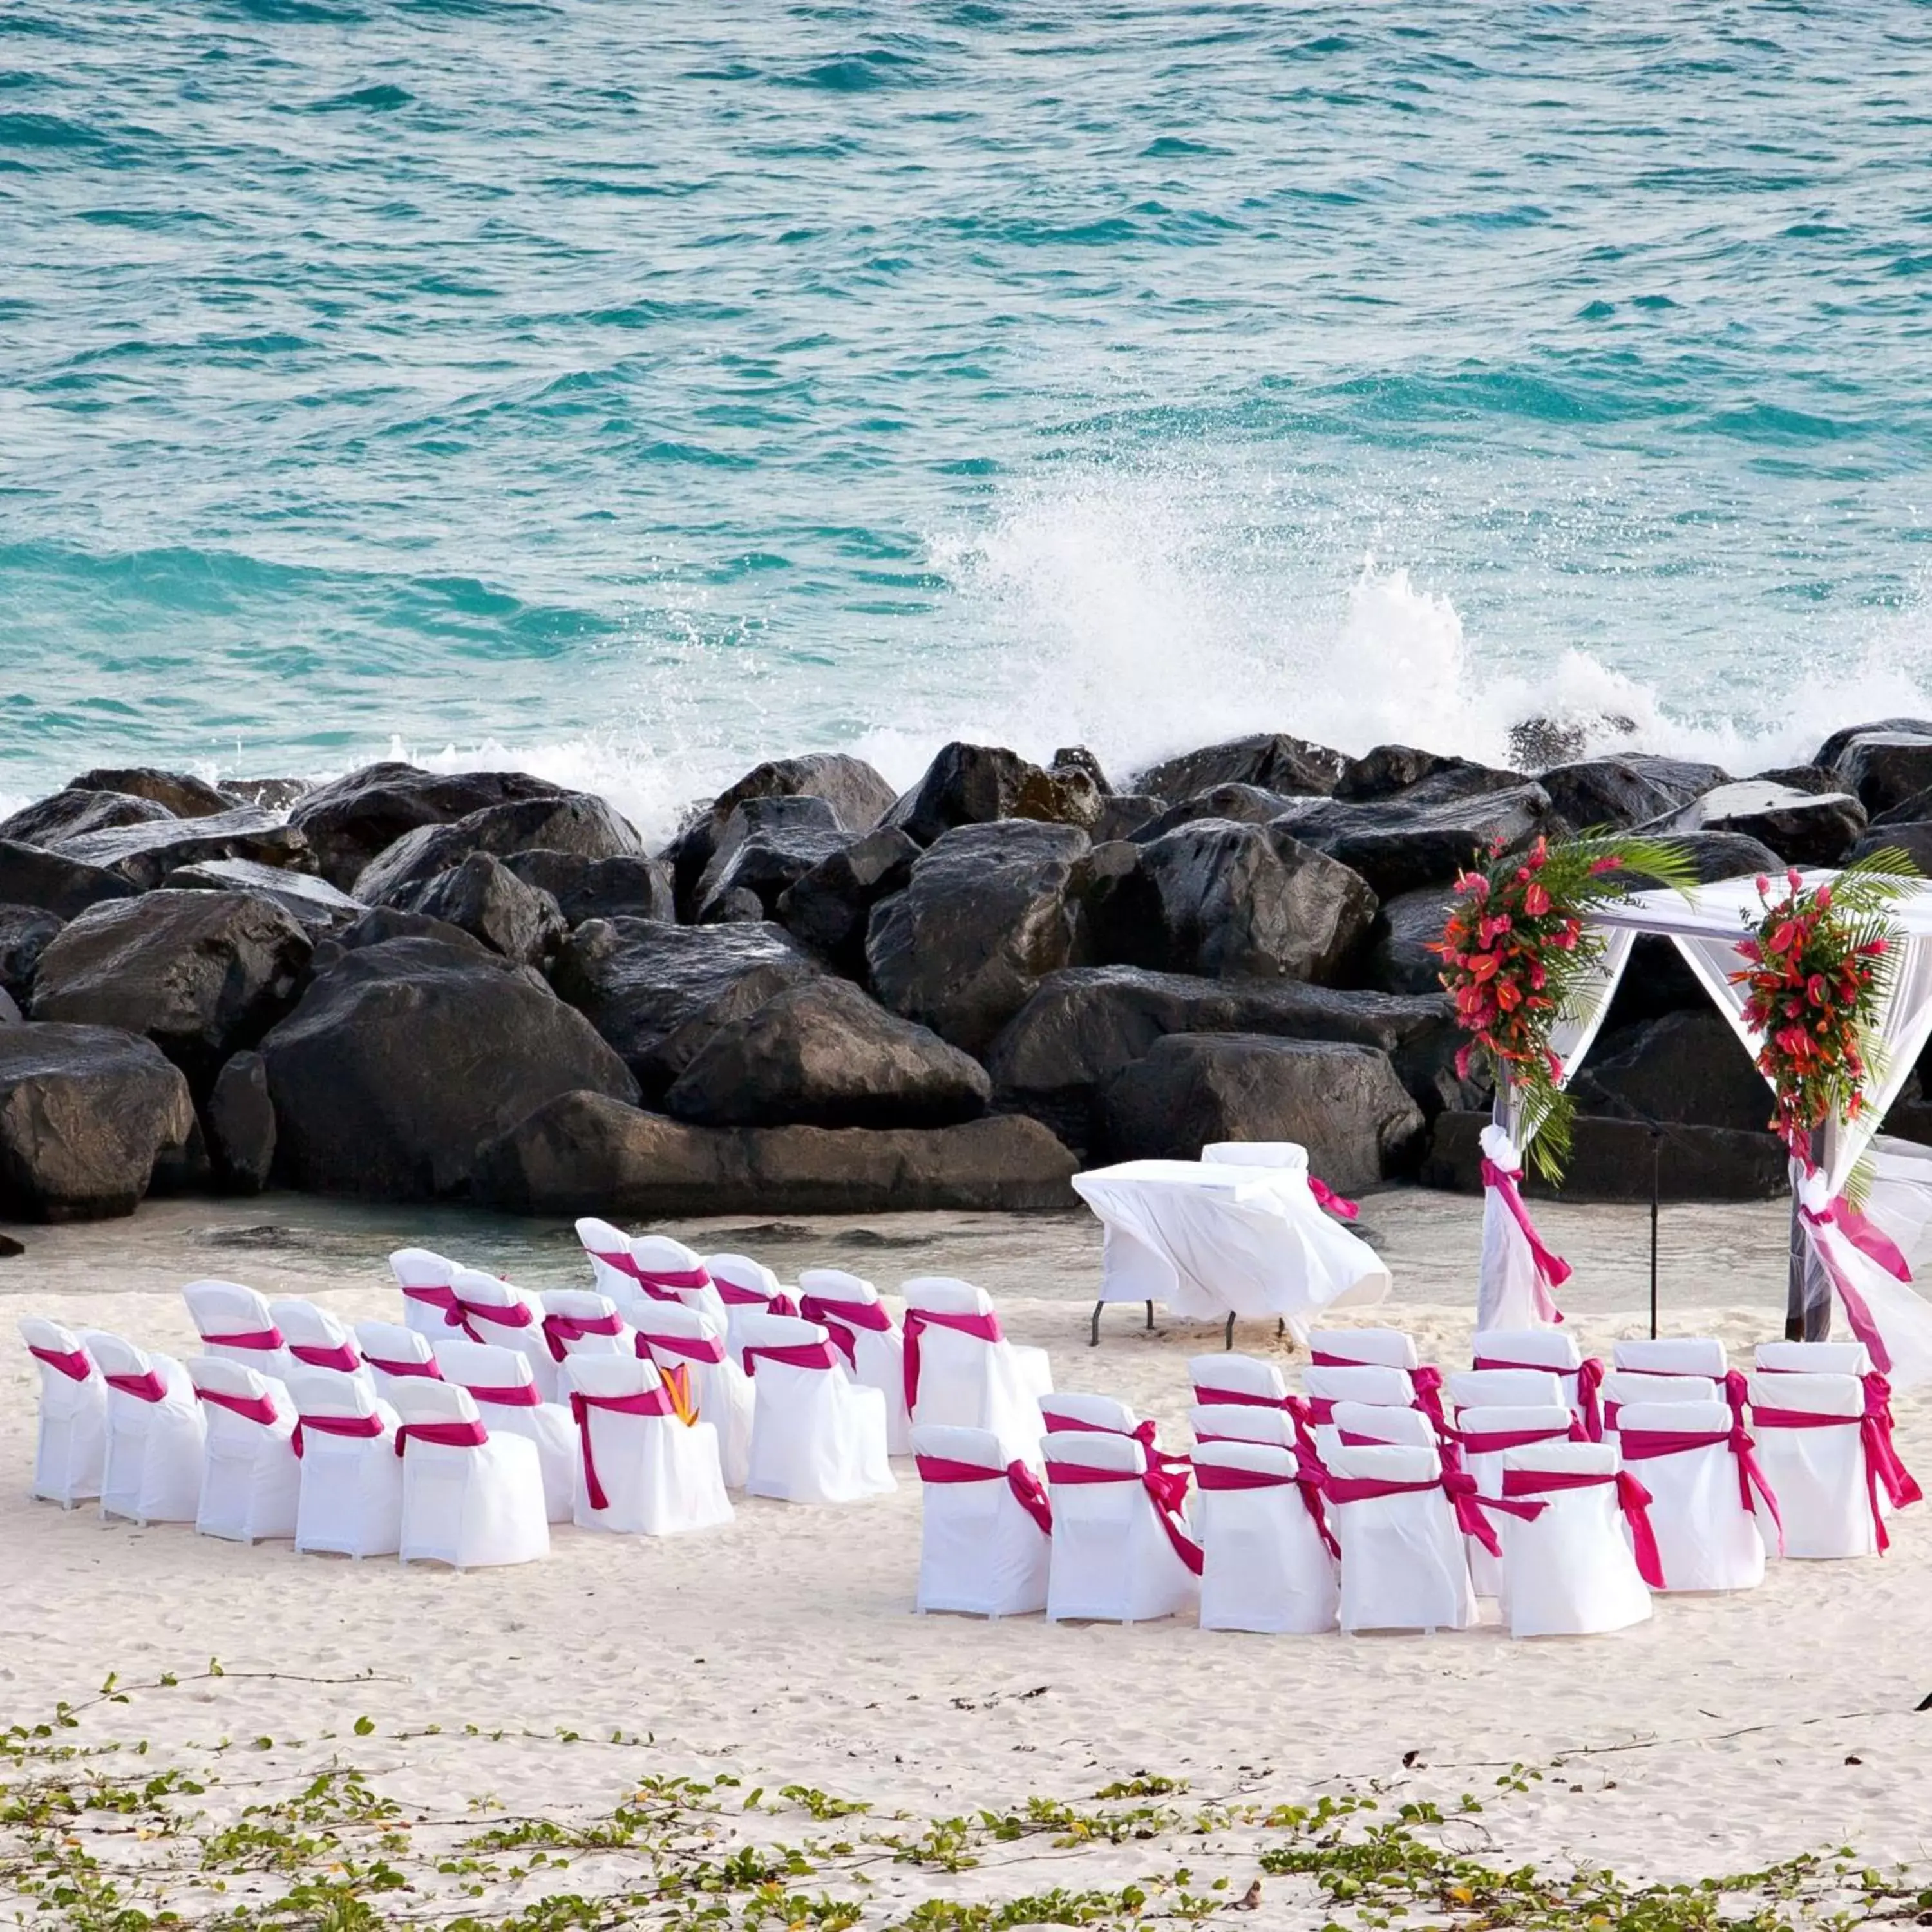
1308, 1177, 1359, 1220
1325, 1445, 1501, 1557
1490, 1465, 1665, 1587
1475, 1352, 1604, 1441
634, 1329, 727, 1367
292, 1411, 386, 1457
104, 1370, 169, 1403
401, 1282, 468, 1332
28, 1345, 93, 1383
1194, 1450, 1339, 1559
916, 1454, 1054, 1536
196, 1388, 281, 1427
741, 1339, 840, 1376
1448, 1419, 1582, 1455
638, 1265, 717, 1303
1045, 1458, 1204, 1575
1041, 1408, 1191, 1475
542, 1309, 625, 1361
797, 1293, 894, 1368
289, 1341, 361, 1373
1190, 1383, 1291, 1410
394, 1419, 490, 1457
902, 1307, 1003, 1415
1799, 1196, 1904, 1374
1618, 1419, 1783, 1548
364, 1352, 441, 1381
204, 1327, 284, 1353
455, 1296, 534, 1334
464, 1382, 542, 1408
1748, 1374, 1920, 1553
1481, 1156, 1569, 1323
571, 1385, 676, 1509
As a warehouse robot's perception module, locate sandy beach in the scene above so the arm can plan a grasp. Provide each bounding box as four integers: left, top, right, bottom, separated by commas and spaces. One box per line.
8, 1187, 1930, 1926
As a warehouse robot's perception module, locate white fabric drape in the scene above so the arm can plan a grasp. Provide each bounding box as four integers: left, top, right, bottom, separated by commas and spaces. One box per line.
1476, 1122, 1551, 1331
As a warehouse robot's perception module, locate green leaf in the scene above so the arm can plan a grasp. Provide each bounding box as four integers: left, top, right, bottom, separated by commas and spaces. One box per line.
354, 1716, 375, 1738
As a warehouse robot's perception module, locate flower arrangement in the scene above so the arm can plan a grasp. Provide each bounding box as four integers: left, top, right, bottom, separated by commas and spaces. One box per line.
1730, 851, 1916, 1169
1432, 831, 1696, 1182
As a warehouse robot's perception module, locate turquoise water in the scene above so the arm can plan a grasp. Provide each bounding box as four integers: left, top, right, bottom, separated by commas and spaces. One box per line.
6, 1, 1932, 835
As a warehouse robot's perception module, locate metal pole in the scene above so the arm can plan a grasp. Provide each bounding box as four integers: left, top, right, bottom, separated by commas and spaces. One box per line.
1649, 1126, 1661, 1339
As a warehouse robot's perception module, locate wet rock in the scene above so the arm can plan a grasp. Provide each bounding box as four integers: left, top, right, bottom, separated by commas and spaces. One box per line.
0, 904, 64, 1005
1623, 829, 1783, 885
1536, 757, 1711, 831
1128, 784, 1313, 843
774, 826, 921, 974
1821, 730, 1932, 815
69, 768, 240, 818
0, 987, 17, 1025
220, 777, 311, 813
1849, 823, 1932, 873
1750, 764, 1841, 798
398, 852, 566, 966
548, 917, 821, 1099
472, 1094, 1077, 1217
354, 793, 642, 905
0, 842, 139, 921
1131, 732, 1345, 804
1362, 884, 1459, 996
206, 1050, 276, 1194
0, 788, 175, 848
867, 820, 1089, 1056
1424, 1109, 1786, 1202
1091, 794, 1164, 842
696, 796, 848, 922
500, 849, 675, 925
1099, 1033, 1426, 1188
880, 741, 1103, 848
30, 890, 313, 1090
1332, 746, 1524, 804
259, 934, 639, 1199
0, 1023, 200, 1221
663, 976, 990, 1129
315, 905, 500, 964
55, 806, 314, 892
1653, 780, 1866, 866
162, 858, 365, 932
1569, 1009, 1772, 1134
1285, 781, 1560, 898
1050, 746, 1113, 793
1813, 717, 1932, 774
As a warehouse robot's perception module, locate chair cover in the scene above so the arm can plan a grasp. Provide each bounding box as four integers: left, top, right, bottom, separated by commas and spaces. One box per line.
559, 1353, 735, 1534
1601, 1368, 1718, 1439
286, 1365, 403, 1558
1756, 1340, 1871, 1376
1472, 1327, 1600, 1438
1072, 1155, 1389, 1328
737, 1311, 894, 1505
1746, 1370, 1894, 1559
189, 1356, 299, 1542
1319, 1398, 1437, 1452
703, 1251, 792, 1360
1043, 1431, 1200, 1624
632, 1236, 730, 1329
797, 1268, 910, 1454
1188, 1403, 1299, 1450
352, 1320, 442, 1402
1452, 1402, 1584, 1600
1492, 1440, 1656, 1637
1615, 1397, 1768, 1591
391, 1379, 549, 1569
1448, 1368, 1566, 1413
1306, 1327, 1419, 1370
447, 1268, 556, 1401
19, 1316, 108, 1508
1188, 1352, 1291, 1410
1325, 1442, 1479, 1634
182, 1280, 292, 1383
1475, 1122, 1578, 1331
900, 1277, 1050, 1463
432, 1338, 577, 1524
388, 1247, 462, 1340
575, 1216, 649, 1305
537, 1287, 632, 1367
1193, 1437, 1339, 1635
629, 1299, 753, 1490
1613, 1337, 1728, 1378
912, 1423, 1051, 1617
90, 1333, 204, 1526
269, 1298, 366, 1378
1301, 1363, 1426, 1432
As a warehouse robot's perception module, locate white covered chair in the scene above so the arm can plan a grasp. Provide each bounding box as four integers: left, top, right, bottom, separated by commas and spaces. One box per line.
19, 1317, 108, 1508
182, 1280, 292, 1382
738, 1311, 894, 1504
576, 1216, 647, 1304
90, 1333, 204, 1526
1755, 1340, 1872, 1376
1306, 1327, 1420, 1370
1613, 1336, 1728, 1378
1613, 1397, 1770, 1592
629, 1300, 753, 1490
1448, 1367, 1567, 1413
1473, 1327, 1604, 1439
797, 1269, 910, 1454
1492, 1440, 1657, 1637
1039, 1390, 1173, 1455
1043, 1430, 1200, 1624
390, 1379, 547, 1569
1193, 1437, 1338, 1634
447, 1269, 555, 1401
270, 1298, 365, 1378
1302, 1361, 1425, 1430
913, 1423, 1052, 1617
900, 1276, 1050, 1463
389, 1246, 464, 1338
1602, 1368, 1718, 1437
1317, 1397, 1437, 1457
287, 1365, 402, 1558
189, 1356, 299, 1543
1453, 1402, 1586, 1600
538, 1288, 630, 1367
1324, 1442, 1479, 1634
703, 1249, 791, 1358
1189, 1403, 1300, 1450
560, 1352, 735, 1535
634, 1236, 730, 1328
1747, 1370, 1890, 1560
353, 1320, 443, 1401
432, 1339, 577, 1524
1189, 1352, 1292, 1413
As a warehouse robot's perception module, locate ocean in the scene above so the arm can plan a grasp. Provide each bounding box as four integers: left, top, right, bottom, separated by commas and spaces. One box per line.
5, 0, 1931, 840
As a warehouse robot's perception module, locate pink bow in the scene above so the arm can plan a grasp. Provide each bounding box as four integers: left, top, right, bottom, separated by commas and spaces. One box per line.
633, 1329, 726, 1367
1041, 1408, 1191, 1476
1490, 1466, 1665, 1587
292, 1411, 386, 1458
1474, 1352, 1605, 1441
636, 1266, 714, 1302
796, 1293, 894, 1368
1324, 1452, 1501, 1558
1751, 1374, 1920, 1553
1308, 1177, 1359, 1220
902, 1307, 1003, 1416
1045, 1459, 1204, 1575
1193, 1452, 1339, 1559
571, 1385, 676, 1509
1480, 1156, 1569, 1323
401, 1282, 470, 1334
289, 1341, 361, 1373
542, 1309, 625, 1361
1619, 1419, 1783, 1552
915, 1455, 1054, 1537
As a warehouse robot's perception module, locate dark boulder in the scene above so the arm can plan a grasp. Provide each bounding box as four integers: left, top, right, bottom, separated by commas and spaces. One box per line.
866, 820, 1089, 1056
774, 826, 920, 973
0, 987, 17, 1025
0, 904, 64, 1005
0, 788, 175, 848
1333, 746, 1524, 804
288, 762, 571, 890
69, 768, 238, 818
1821, 730, 1932, 815
1750, 764, 1841, 798
1131, 732, 1345, 804
708, 887, 765, 922
205, 1050, 276, 1194
318, 905, 500, 963
880, 741, 1103, 848
0, 1023, 200, 1221
1363, 885, 1458, 996
472, 1092, 1077, 1217
1050, 746, 1113, 793
1128, 784, 1313, 843
665, 752, 898, 912
354, 793, 642, 905
1569, 1009, 1772, 1134
1597, 934, 1710, 1028
695, 796, 848, 922
1082, 820, 1378, 983
258, 934, 639, 1199
1423, 1109, 1786, 1202
0, 840, 140, 920
1622, 829, 1783, 886
1092, 794, 1164, 842
985, 964, 1470, 1155
1814, 718, 1932, 770
1655, 781, 1866, 866
30, 890, 312, 1090
162, 858, 365, 933
1099, 1033, 1425, 1187
1850, 824, 1932, 873
399, 852, 565, 966
663, 976, 990, 1129
548, 917, 820, 1099
500, 849, 674, 926
55, 806, 314, 892
1285, 782, 1560, 898
220, 777, 311, 813
1536, 757, 1710, 831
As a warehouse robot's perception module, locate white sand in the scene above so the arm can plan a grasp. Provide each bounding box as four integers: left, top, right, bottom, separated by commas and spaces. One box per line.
6, 1187, 1930, 1922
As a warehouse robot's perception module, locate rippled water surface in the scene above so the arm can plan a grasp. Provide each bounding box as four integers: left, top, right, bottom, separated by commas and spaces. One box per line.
5, 2, 1932, 830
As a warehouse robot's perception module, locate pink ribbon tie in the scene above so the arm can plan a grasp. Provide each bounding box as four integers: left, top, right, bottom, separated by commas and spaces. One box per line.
571, 1385, 676, 1508
916, 1455, 1054, 1536
1308, 1177, 1359, 1220
1045, 1458, 1204, 1575
1481, 1156, 1569, 1323
542, 1309, 625, 1361
634, 1329, 727, 1367
364, 1353, 441, 1381
292, 1411, 386, 1458
1489, 1465, 1665, 1587
1619, 1420, 1783, 1552
395, 1419, 490, 1457
289, 1341, 361, 1373
902, 1307, 1004, 1416
205, 1327, 284, 1353
196, 1388, 282, 1428
797, 1293, 894, 1368
1194, 1452, 1340, 1559
741, 1339, 841, 1377
464, 1381, 543, 1408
